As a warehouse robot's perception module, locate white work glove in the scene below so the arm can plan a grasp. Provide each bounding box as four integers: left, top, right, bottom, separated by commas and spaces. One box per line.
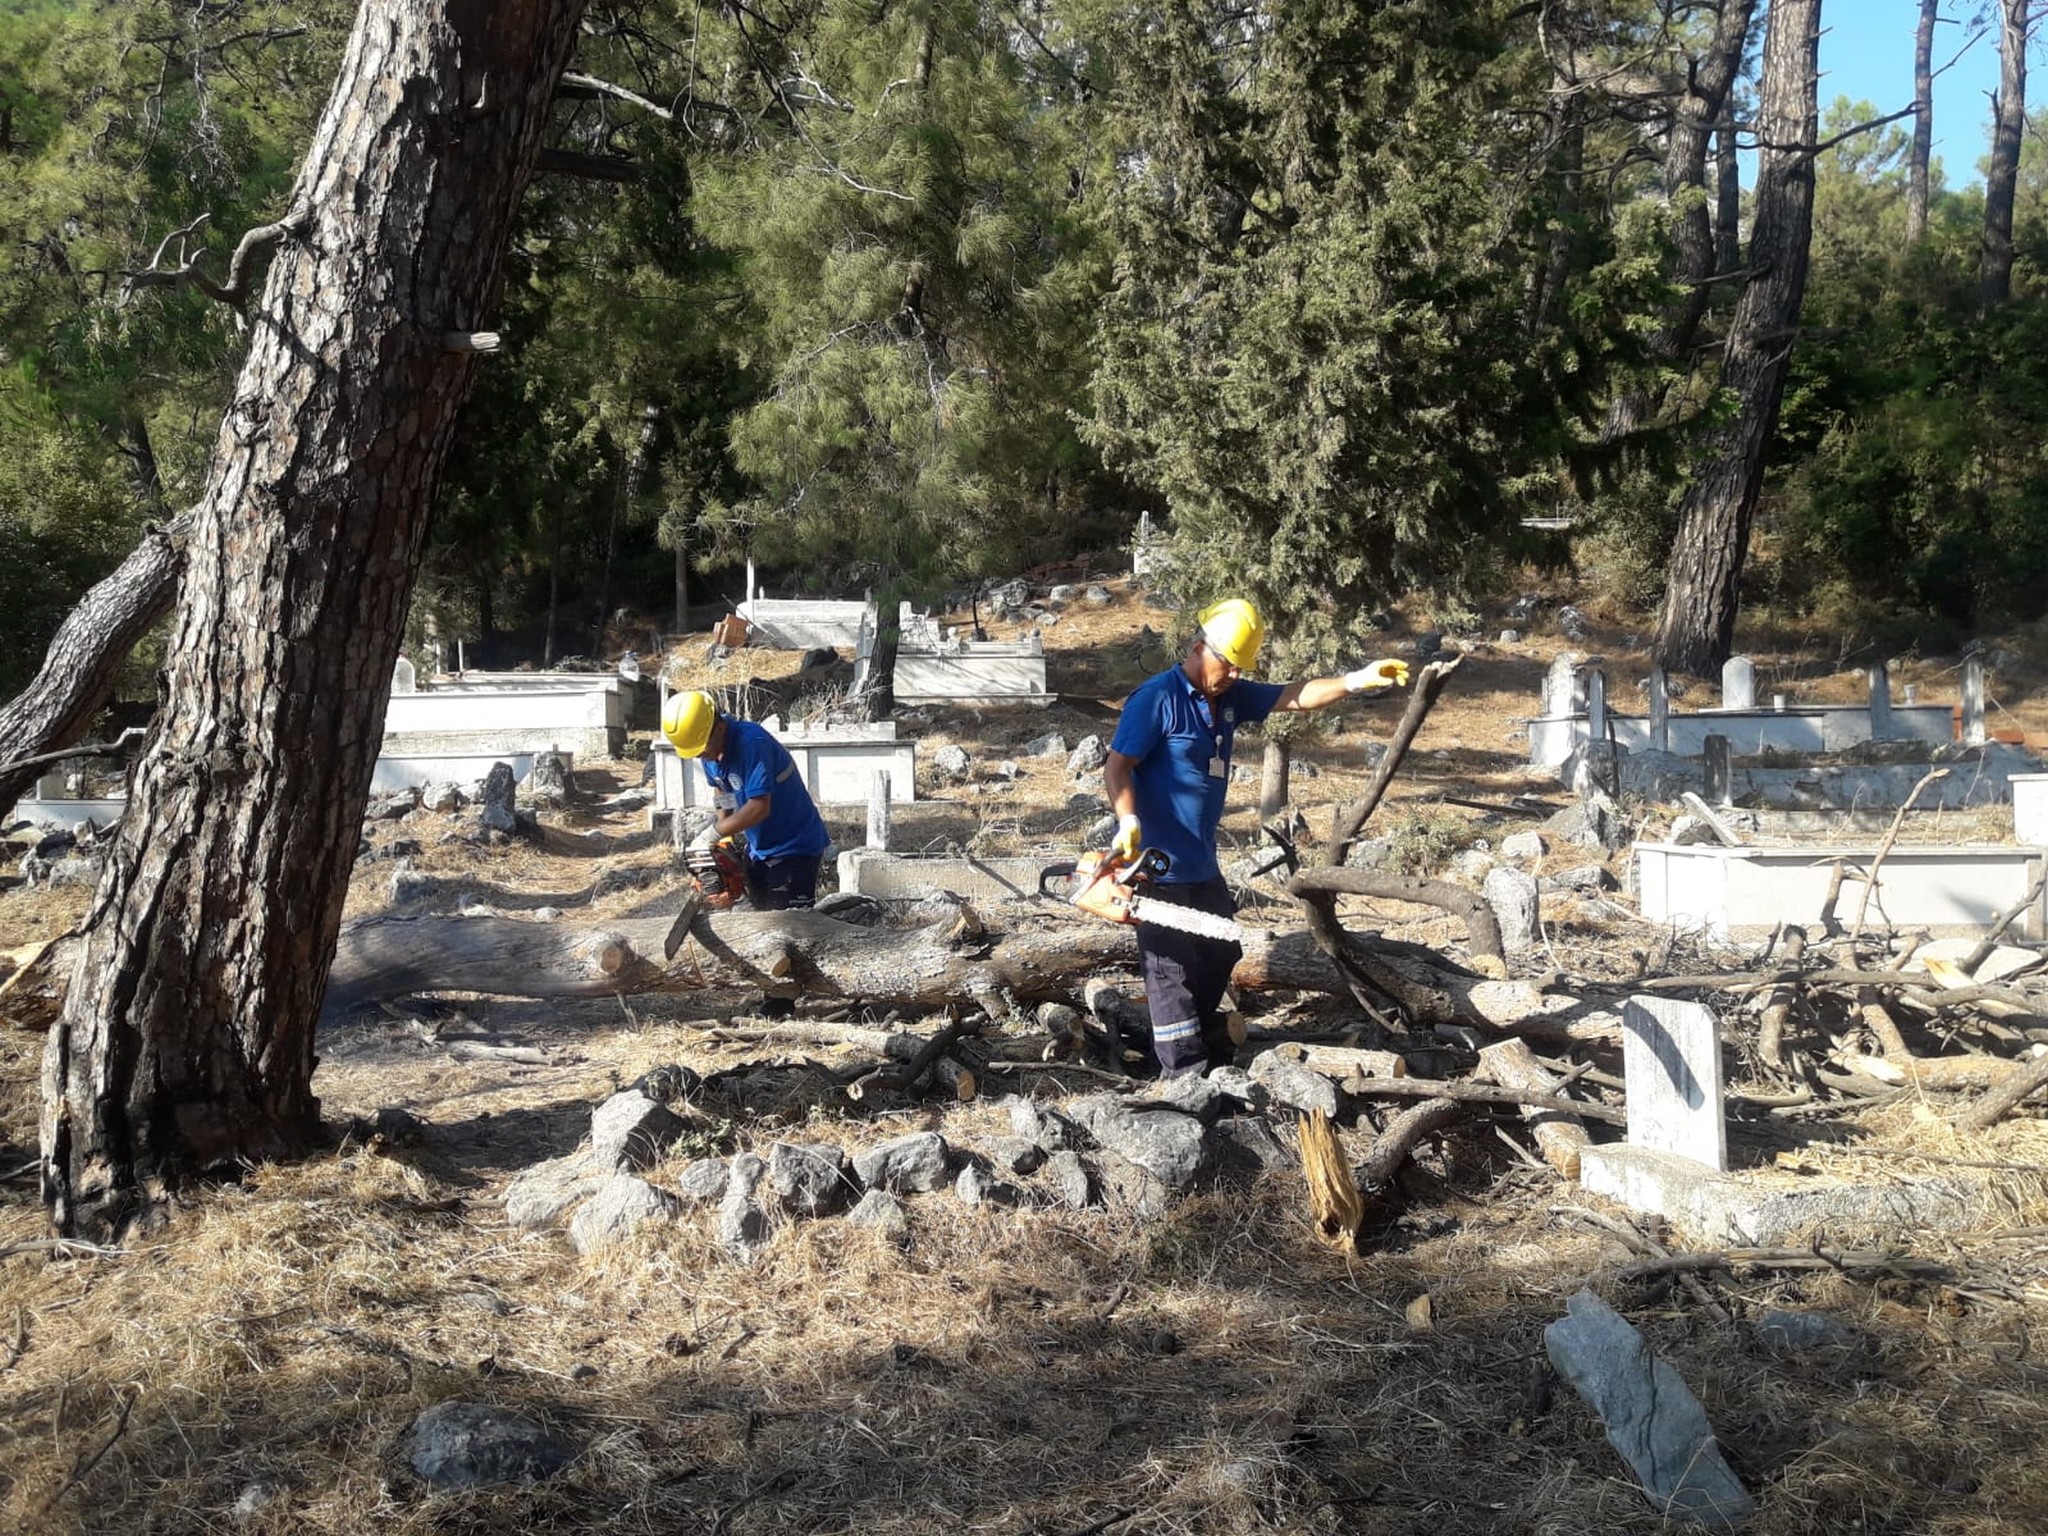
1344, 658, 1410, 693
1110, 813, 1143, 862
688, 819, 721, 851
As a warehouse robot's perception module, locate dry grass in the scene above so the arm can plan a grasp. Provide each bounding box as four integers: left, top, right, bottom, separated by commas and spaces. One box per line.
7, 572, 2048, 1533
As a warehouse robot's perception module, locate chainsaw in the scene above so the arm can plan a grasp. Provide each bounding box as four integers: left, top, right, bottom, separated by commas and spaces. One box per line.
664, 837, 748, 961
1038, 847, 1244, 943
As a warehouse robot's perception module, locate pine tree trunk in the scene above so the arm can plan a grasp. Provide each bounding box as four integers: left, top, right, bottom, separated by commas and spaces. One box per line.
1982, 0, 2027, 305
1907, 0, 1937, 243
40, 0, 589, 1240
1653, 0, 1820, 676
1714, 106, 1741, 277
0, 514, 188, 813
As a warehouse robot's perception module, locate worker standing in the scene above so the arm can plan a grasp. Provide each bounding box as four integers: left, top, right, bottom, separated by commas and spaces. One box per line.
1103, 599, 1409, 1077
661, 690, 831, 912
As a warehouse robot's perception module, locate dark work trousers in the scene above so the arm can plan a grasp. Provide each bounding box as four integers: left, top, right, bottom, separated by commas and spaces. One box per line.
1135, 878, 1242, 1078
743, 852, 821, 912
744, 853, 821, 1017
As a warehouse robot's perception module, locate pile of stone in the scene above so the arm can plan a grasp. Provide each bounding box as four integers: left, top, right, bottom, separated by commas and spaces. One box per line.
504, 1064, 1323, 1259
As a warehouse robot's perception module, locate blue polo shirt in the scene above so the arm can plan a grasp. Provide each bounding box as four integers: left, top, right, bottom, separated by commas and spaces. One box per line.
702, 720, 831, 861
1109, 667, 1284, 884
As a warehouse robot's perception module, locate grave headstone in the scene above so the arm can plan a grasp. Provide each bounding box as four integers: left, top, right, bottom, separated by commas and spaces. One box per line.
1620, 996, 1727, 1171
1702, 735, 1730, 807
867, 771, 891, 850
391, 655, 417, 694
1648, 667, 1670, 752
1963, 657, 1987, 746
1542, 653, 1581, 718
1585, 667, 1608, 739
1720, 656, 1755, 711
1867, 663, 1893, 741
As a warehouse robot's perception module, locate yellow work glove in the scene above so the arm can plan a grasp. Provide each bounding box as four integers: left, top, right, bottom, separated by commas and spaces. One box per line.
1110, 813, 1143, 862
1343, 659, 1410, 693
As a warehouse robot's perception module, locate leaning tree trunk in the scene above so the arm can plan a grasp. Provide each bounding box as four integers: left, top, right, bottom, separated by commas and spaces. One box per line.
41, 0, 589, 1240
0, 512, 188, 813
1653, 0, 1820, 676
1907, 0, 1938, 243
1982, 0, 2028, 305
1714, 104, 1741, 278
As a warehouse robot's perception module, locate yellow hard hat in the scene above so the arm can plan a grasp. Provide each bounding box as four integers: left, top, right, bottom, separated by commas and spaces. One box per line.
662, 689, 718, 757
1197, 598, 1264, 671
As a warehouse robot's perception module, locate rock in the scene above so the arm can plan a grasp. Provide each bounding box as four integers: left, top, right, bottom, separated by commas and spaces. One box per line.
1066, 1093, 1209, 1190
530, 904, 561, 921
1066, 735, 1108, 776
504, 1153, 606, 1230
1413, 630, 1444, 660
1344, 838, 1391, 870
1498, 629, 1521, 644
367, 791, 417, 821
1211, 1116, 1295, 1174
403, 1400, 578, 1489
1545, 1289, 1755, 1528
991, 758, 1022, 782
1544, 790, 1628, 851
1482, 865, 1541, 953
988, 1136, 1046, 1176
767, 1141, 854, 1216
852, 1131, 953, 1194
478, 762, 519, 834
1009, 1096, 1083, 1152
590, 1090, 689, 1172
986, 577, 1031, 616
1540, 862, 1615, 895
1555, 605, 1591, 642
931, 744, 972, 783
1090, 1150, 1171, 1219
231, 1480, 284, 1521
1083, 584, 1114, 605
1203, 1065, 1263, 1109
420, 781, 465, 813
847, 1187, 911, 1241
1038, 1150, 1095, 1209
1024, 731, 1068, 758
1451, 849, 1495, 883
1501, 830, 1546, 861
1246, 1053, 1341, 1119
1751, 1309, 1863, 1352
1669, 815, 1717, 847
675, 1158, 730, 1203
1087, 813, 1120, 848
1148, 1071, 1228, 1125
955, 1163, 1023, 1207
1047, 584, 1078, 606
569, 1175, 679, 1253
717, 1153, 775, 1263
815, 891, 889, 926
628, 1064, 702, 1104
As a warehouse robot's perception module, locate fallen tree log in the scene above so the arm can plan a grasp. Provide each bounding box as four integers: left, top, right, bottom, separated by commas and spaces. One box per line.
1478, 1037, 1592, 1177
319, 903, 1627, 1041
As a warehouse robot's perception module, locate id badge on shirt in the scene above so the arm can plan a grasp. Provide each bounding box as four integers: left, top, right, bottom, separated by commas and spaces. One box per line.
1209, 755, 1228, 779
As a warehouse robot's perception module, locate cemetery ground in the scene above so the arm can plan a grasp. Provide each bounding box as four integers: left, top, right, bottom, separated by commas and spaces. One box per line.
6, 582, 2048, 1533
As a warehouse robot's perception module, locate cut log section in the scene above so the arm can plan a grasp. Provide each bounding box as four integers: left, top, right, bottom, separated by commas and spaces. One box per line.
1476, 1037, 1591, 1178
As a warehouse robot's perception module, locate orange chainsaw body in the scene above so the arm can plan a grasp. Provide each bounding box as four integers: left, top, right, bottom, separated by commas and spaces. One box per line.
684, 838, 747, 910
1057, 847, 1169, 926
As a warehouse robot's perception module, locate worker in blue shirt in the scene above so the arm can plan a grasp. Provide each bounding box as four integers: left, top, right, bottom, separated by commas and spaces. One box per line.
661, 689, 832, 911
1105, 599, 1409, 1077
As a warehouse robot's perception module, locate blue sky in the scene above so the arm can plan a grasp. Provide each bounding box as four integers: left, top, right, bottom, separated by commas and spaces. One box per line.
1818, 0, 2002, 184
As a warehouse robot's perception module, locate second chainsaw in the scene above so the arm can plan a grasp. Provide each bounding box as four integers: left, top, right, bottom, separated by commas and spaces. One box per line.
1039, 847, 1244, 943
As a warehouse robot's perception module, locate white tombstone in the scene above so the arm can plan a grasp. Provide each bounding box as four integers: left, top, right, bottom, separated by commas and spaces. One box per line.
391, 655, 417, 694
618, 651, 642, 682
1962, 657, 1987, 746
1542, 653, 1580, 717
1620, 996, 1727, 1171
1720, 656, 1755, 711
1647, 667, 1670, 752
1584, 666, 1608, 738
1867, 663, 1893, 741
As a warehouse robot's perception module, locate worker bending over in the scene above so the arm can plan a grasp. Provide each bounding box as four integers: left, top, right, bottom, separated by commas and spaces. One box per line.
661, 689, 831, 912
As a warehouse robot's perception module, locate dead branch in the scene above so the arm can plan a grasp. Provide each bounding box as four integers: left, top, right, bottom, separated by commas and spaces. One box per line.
1954, 1050, 2048, 1132
1848, 767, 1950, 947
1354, 1099, 1464, 1194
1286, 867, 1505, 974
558, 71, 676, 119
1613, 1245, 1954, 1283
121, 206, 310, 310
1958, 869, 2048, 977
845, 1017, 981, 1100
1477, 1037, 1591, 1177
1344, 1074, 1625, 1125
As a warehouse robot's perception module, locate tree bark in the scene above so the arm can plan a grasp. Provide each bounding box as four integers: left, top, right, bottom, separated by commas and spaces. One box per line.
1257, 737, 1291, 822
1981, 0, 2028, 305
40, 0, 591, 1240
1714, 103, 1742, 277
0, 514, 189, 814
1907, 0, 1938, 243
1652, 0, 1821, 676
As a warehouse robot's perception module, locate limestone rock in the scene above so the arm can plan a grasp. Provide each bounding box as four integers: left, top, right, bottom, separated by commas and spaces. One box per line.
675, 1158, 729, 1204
847, 1187, 911, 1241
852, 1131, 952, 1194
1066, 1093, 1209, 1190
767, 1141, 854, 1217
504, 1153, 605, 1230
1246, 1052, 1341, 1120
931, 744, 972, 783
402, 1401, 578, 1489
590, 1090, 688, 1172
420, 781, 465, 813
1500, 830, 1546, 862
1066, 735, 1108, 776
1008, 1096, 1082, 1152
569, 1175, 680, 1254
478, 762, 519, 834
1039, 1149, 1095, 1209
1211, 1115, 1295, 1174
1091, 1150, 1170, 1219
1024, 731, 1068, 759
1083, 584, 1114, 605
956, 1163, 1024, 1207
1482, 865, 1541, 953
717, 1153, 775, 1263
1545, 1289, 1755, 1528
988, 1135, 1046, 1176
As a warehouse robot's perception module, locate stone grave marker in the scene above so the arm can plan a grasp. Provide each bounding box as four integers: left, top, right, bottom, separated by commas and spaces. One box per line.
1720, 655, 1755, 711
1963, 657, 1987, 746
1620, 996, 1727, 1172
1867, 663, 1893, 741
1648, 667, 1670, 752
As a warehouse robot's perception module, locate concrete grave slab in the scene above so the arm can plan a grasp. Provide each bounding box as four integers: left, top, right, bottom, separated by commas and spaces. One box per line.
838, 850, 1050, 903
1619, 996, 1727, 1172
652, 723, 915, 816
